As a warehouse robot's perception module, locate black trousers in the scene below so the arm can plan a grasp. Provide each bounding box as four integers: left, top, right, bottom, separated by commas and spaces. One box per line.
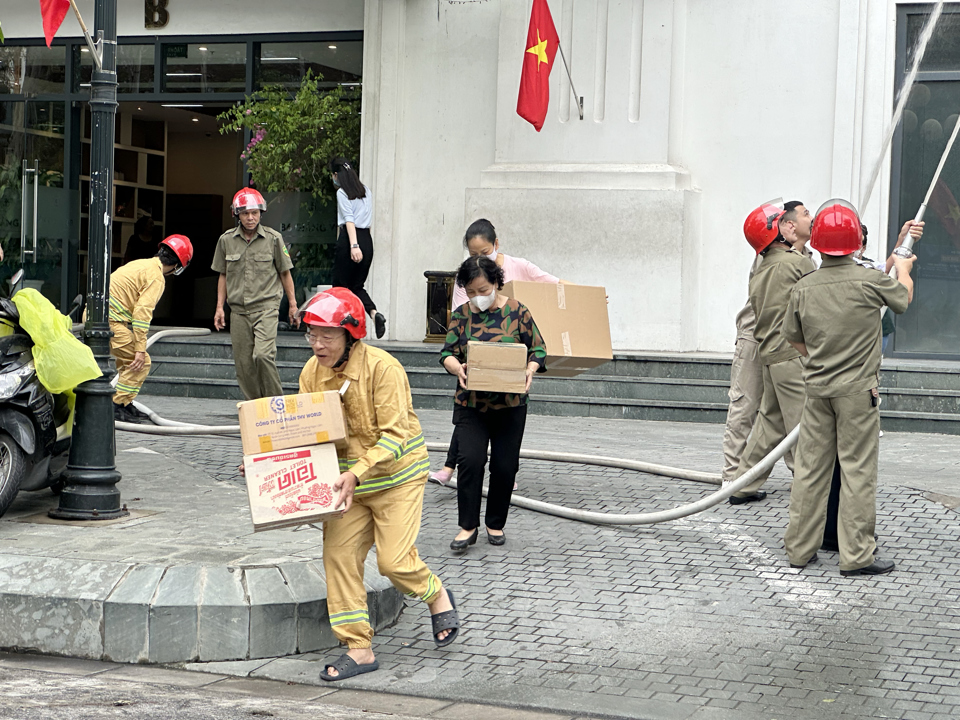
331, 226, 377, 315
444, 425, 460, 468
822, 456, 842, 549
454, 404, 527, 531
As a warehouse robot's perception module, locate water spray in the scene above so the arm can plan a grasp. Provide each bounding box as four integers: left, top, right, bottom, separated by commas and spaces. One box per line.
860, 0, 945, 215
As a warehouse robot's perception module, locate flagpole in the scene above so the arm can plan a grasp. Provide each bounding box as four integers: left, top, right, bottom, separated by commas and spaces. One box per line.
556, 43, 583, 120
68, 0, 102, 70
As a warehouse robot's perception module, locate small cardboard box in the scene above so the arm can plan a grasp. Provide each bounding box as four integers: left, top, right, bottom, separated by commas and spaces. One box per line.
244, 445, 342, 532
238, 391, 346, 456
465, 341, 528, 394
502, 280, 612, 378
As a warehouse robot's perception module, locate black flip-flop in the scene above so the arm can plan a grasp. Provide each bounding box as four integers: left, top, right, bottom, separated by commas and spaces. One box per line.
431, 589, 460, 648
319, 653, 380, 682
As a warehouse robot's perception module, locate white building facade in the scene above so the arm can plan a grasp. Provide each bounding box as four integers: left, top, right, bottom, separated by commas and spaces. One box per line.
2, 1, 957, 357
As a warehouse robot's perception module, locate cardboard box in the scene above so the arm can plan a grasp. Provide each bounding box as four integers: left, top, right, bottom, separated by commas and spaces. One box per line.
465, 341, 528, 394
244, 445, 342, 532
502, 280, 613, 377
238, 391, 346, 456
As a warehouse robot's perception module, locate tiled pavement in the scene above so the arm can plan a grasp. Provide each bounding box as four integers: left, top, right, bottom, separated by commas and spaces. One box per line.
108, 396, 960, 720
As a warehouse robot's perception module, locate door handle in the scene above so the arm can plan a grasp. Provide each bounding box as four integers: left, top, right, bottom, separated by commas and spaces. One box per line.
31, 160, 38, 265
20, 160, 38, 264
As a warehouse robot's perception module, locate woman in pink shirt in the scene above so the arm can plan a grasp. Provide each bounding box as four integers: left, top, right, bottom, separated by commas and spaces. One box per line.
430, 219, 559, 487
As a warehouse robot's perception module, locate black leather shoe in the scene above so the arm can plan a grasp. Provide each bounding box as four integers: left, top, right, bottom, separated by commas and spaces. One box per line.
840, 558, 895, 576
729, 491, 767, 505
450, 529, 478, 551
374, 312, 387, 339
790, 553, 818, 569
486, 530, 506, 546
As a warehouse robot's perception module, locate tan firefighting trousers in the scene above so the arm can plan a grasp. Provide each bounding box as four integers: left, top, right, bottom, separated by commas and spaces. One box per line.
721, 338, 794, 483
732, 356, 805, 498
110, 321, 150, 405
229, 305, 284, 400
784, 392, 879, 572
323, 475, 443, 648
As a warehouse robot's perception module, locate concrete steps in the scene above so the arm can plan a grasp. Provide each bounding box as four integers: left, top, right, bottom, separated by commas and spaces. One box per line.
141, 331, 960, 434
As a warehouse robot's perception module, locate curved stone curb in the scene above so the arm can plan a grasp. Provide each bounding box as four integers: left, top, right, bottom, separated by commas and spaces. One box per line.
0, 554, 401, 664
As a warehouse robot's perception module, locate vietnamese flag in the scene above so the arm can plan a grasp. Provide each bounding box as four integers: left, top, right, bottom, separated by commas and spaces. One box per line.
40, 0, 71, 48
517, 0, 560, 132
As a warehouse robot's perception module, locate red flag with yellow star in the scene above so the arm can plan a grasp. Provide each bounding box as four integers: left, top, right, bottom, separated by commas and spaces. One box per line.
517, 0, 560, 132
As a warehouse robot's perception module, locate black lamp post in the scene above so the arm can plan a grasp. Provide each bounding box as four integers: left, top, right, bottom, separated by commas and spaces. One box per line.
49, 0, 126, 521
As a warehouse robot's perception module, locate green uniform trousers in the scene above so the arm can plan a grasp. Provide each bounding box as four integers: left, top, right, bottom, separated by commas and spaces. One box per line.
733, 356, 805, 497
721, 338, 794, 483
229, 305, 284, 401
784, 392, 878, 571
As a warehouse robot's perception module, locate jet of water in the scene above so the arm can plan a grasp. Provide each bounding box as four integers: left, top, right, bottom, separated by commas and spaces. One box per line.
859, 0, 945, 214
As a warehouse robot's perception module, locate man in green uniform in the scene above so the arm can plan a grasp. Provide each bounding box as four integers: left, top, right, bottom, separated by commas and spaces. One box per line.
729, 200, 816, 504
212, 187, 299, 400
782, 200, 914, 576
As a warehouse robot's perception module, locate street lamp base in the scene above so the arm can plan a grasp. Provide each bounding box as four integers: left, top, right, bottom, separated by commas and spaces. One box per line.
48, 479, 129, 521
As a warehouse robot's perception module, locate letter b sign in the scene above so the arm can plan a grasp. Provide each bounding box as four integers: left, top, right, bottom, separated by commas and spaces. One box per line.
145, 0, 169, 29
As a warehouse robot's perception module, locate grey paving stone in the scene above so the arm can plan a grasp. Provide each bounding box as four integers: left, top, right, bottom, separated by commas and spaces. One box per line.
246, 566, 297, 659
198, 566, 249, 662
149, 565, 202, 664
103, 564, 166, 663
279, 562, 338, 653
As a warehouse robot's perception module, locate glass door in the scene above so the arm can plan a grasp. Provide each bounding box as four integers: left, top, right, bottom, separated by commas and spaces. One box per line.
0, 99, 69, 308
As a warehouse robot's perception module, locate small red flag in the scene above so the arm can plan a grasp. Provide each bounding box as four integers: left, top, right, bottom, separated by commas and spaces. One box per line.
40, 0, 71, 48
516, 0, 560, 132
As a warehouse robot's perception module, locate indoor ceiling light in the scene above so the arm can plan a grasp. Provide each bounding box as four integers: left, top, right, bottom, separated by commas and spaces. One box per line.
161, 103, 204, 108
166, 72, 203, 77
192, 118, 199, 122
328, 45, 337, 49
81, 48, 89, 53
198, 47, 208, 51
262, 57, 298, 62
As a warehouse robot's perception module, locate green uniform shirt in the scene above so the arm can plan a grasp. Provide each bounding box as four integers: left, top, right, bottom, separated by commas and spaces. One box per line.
211, 224, 293, 313
782, 254, 909, 399
749, 245, 816, 365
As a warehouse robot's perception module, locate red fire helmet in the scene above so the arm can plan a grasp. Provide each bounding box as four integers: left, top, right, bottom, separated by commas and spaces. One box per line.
301, 287, 367, 340
811, 199, 863, 256
232, 188, 267, 216
159, 234, 193, 273
743, 198, 785, 254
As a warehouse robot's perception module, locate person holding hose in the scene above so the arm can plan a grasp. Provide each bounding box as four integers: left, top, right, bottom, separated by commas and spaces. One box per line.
782, 200, 915, 575
298, 288, 459, 681
329, 158, 387, 339
728, 199, 816, 504
110, 235, 193, 423
430, 218, 558, 487
212, 188, 299, 401
440, 255, 546, 550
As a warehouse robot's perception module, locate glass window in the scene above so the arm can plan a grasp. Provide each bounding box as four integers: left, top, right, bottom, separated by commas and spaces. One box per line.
258, 42, 362, 90
0, 46, 66, 96
163, 43, 246, 94
892, 80, 960, 354
907, 12, 960, 72
264, 192, 338, 294
79, 44, 156, 94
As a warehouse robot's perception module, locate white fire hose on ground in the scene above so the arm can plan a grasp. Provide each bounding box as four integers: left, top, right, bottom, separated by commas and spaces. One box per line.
112, 328, 800, 526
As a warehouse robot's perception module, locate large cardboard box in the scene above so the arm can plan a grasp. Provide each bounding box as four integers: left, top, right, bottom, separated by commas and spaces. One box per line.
465, 341, 528, 393
244, 445, 342, 531
502, 280, 612, 377
238, 391, 346, 456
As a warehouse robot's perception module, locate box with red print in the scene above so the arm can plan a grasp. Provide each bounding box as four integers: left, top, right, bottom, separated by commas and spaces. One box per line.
243, 444, 342, 531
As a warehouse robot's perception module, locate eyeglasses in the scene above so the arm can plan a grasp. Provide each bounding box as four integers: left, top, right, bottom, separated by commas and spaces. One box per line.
304, 332, 341, 346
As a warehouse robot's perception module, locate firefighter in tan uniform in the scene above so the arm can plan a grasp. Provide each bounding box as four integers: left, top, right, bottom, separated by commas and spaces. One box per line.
297, 288, 460, 682
729, 200, 815, 503
110, 234, 193, 423
212, 188, 299, 400
783, 200, 915, 576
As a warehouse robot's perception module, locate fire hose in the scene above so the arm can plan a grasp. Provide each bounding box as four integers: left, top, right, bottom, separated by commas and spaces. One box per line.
114, 329, 800, 526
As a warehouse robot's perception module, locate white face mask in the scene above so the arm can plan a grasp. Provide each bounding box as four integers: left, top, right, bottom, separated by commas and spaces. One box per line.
484, 248, 498, 263
469, 288, 497, 312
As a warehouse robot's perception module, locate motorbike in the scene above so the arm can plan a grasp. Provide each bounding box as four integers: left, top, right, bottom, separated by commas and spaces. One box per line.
0, 270, 83, 517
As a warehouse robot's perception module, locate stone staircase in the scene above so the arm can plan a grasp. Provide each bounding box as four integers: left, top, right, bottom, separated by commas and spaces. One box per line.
144, 331, 960, 434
